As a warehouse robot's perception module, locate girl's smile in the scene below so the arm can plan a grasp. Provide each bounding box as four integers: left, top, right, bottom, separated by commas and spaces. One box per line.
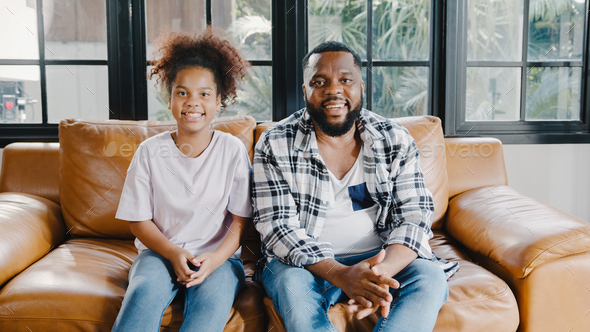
169, 67, 220, 133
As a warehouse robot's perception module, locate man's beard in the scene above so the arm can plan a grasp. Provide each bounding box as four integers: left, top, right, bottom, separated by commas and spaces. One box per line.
306, 94, 363, 137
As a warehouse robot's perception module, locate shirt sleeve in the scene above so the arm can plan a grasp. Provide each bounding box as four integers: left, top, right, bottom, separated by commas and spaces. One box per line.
252, 136, 334, 268
115, 144, 154, 222
383, 128, 434, 259
227, 143, 253, 218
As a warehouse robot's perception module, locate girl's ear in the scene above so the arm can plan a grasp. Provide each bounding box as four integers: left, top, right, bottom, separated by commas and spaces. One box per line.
216, 94, 221, 112
168, 97, 171, 109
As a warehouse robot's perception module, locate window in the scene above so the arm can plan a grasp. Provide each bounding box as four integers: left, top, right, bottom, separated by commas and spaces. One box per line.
1, 0, 588, 147
307, 0, 436, 117
143, 0, 273, 122
446, 0, 590, 143
0, 0, 109, 145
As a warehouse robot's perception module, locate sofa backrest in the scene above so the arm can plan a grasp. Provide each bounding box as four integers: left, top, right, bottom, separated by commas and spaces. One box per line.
58, 116, 256, 240
255, 115, 449, 230
0, 142, 61, 204
393, 116, 449, 229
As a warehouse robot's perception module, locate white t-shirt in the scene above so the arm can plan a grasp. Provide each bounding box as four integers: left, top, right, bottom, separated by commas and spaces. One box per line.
316, 146, 383, 258
115, 130, 252, 259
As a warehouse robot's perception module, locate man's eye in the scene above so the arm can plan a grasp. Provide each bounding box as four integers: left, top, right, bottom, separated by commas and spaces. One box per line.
313, 81, 324, 86
342, 78, 351, 83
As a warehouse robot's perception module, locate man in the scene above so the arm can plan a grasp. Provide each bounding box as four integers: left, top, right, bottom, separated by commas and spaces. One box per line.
252, 41, 459, 332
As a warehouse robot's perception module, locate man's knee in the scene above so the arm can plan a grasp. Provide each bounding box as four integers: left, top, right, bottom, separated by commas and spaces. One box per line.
263, 261, 319, 311
402, 259, 448, 302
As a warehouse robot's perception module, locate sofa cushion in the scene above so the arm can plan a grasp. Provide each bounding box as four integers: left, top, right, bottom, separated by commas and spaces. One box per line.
262, 231, 519, 332
0, 238, 265, 331
58, 116, 256, 240
254, 115, 449, 229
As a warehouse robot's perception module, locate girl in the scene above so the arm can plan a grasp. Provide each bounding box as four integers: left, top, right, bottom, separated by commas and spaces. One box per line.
112, 29, 251, 332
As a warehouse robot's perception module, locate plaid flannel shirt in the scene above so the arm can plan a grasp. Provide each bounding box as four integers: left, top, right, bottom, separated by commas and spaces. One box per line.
252, 108, 459, 280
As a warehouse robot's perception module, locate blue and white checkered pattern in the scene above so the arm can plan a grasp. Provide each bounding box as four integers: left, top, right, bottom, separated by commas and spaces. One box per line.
252, 108, 459, 279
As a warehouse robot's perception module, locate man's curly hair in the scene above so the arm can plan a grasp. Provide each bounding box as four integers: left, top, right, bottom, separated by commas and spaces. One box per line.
149, 28, 250, 109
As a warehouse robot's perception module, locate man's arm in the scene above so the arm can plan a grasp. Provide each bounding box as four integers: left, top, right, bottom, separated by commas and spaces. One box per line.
382, 129, 435, 260
345, 128, 434, 319
252, 137, 334, 267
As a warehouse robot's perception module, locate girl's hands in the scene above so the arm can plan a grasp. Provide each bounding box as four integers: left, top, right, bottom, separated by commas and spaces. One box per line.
182, 252, 223, 288
168, 247, 197, 284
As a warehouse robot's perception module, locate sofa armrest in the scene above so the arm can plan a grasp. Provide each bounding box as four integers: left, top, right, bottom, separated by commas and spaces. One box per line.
0, 142, 61, 204
0, 192, 65, 285
444, 137, 507, 198
446, 185, 590, 279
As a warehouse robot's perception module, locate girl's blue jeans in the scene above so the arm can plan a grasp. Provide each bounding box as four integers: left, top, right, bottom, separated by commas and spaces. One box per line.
112, 249, 245, 332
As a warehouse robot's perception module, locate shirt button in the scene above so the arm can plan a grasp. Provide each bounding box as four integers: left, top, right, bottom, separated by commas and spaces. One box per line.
322, 200, 327, 205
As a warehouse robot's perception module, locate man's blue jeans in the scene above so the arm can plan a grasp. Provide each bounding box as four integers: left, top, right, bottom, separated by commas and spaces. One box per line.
112, 249, 245, 332
261, 250, 448, 332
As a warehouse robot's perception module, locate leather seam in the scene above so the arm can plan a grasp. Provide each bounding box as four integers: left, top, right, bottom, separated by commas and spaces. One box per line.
523, 232, 590, 278
442, 284, 511, 308
0, 313, 265, 328
0, 317, 114, 324
224, 312, 265, 328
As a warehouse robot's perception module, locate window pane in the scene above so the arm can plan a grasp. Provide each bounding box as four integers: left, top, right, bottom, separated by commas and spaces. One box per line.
0, 65, 42, 123
0, 0, 38, 59
308, 0, 367, 59
465, 67, 521, 121
372, 66, 428, 118
44, 0, 107, 60
145, 0, 206, 61
221, 66, 272, 121
372, 0, 430, 61
146, 66, 172, 121
212, 0, 272, 61
46, 66, 109, 123
528, 0, 585, 61
526, 67, 581, 121
147, 66, 272, 122
467, 0, 523, 61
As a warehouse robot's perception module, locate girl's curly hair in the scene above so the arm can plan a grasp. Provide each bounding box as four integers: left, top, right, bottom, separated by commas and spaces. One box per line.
149, 28, 250, 109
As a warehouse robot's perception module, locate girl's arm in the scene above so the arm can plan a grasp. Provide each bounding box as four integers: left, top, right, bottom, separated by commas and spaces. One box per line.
184, 213, 252, 287
130, 220, 197, 283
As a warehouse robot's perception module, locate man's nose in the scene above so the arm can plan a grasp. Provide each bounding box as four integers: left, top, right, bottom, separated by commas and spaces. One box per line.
324, 80, 344, 95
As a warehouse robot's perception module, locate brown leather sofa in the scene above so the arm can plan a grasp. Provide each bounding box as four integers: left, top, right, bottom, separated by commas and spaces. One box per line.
0, 115, 589, 332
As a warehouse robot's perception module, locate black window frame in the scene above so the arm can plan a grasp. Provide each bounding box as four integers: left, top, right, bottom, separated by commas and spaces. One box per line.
0, 0, 112, 146
1, 0, 589, 147
445, 0, 590, 143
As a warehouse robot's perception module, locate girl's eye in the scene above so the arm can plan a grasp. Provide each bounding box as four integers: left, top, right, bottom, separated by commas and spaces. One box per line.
201, 93, 209, 97
178, 91, 187, 96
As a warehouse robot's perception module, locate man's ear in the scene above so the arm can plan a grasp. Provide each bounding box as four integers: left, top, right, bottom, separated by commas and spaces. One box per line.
361, 80, 365, 95
302, 84, 307, 101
